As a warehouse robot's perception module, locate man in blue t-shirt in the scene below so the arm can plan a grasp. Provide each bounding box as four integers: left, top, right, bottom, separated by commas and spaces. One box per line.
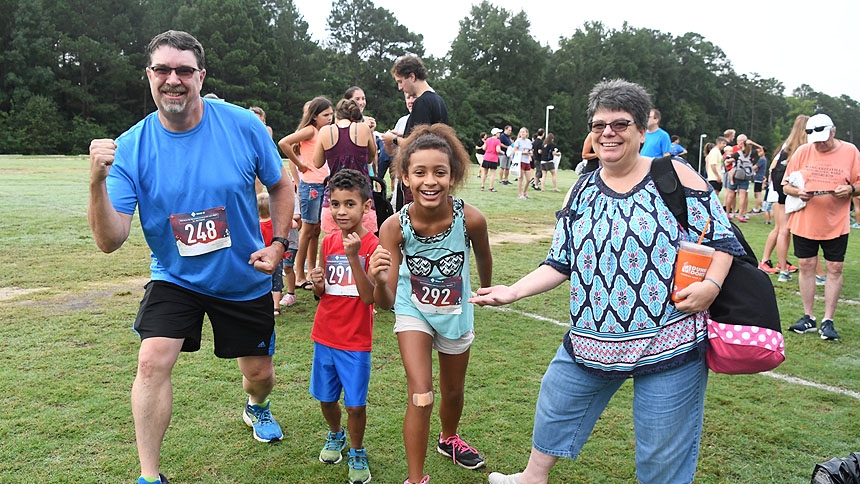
88, 30, 294, 484
640, 109, 672, 158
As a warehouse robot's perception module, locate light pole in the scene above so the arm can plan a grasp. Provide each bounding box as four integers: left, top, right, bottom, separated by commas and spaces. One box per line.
545, 105, 555, 136
698, 133, 707, 175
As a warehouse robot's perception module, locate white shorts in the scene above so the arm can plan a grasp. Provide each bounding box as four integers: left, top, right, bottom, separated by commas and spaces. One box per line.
393, 313, 474, 355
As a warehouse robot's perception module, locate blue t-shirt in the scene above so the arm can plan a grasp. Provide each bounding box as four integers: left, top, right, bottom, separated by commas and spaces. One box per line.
107, 100, 284, 300
669, 143, 686, 157
641, 128, 671, 158
754, 156, 767, 183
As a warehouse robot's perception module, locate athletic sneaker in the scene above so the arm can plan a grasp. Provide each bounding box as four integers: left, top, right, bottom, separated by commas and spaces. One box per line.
852, 222, 860, 229
777, 270, 791, 282
758, 259, 779, 274
819, 320, 839, 340
319, 429, 346, 464
736, 216, 749, 223
789, 315, 817, 334
403, 476, 429, 484
815, 275, 826, 286
279, 293, 297, 306
138, 474, 168, 484
436, 434, 485, 469
488, 473, 523, 484
243, 399, 283, 443
347, 447, 372, 484
784, 262, 799, 273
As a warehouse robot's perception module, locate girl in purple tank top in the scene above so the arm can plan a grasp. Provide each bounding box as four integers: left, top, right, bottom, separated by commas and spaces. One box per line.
314, 99, 378, 234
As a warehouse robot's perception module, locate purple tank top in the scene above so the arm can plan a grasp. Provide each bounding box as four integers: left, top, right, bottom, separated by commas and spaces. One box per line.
322, 124, 372, 207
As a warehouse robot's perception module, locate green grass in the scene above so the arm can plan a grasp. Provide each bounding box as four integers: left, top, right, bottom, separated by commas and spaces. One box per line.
1, 155, 859, 483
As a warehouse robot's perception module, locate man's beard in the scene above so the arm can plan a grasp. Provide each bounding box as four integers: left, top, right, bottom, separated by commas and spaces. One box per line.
160, 98, 187, 114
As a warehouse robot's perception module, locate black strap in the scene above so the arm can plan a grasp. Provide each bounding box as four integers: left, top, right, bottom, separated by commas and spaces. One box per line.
651, 156, 757, 264
650, 156, 690, 231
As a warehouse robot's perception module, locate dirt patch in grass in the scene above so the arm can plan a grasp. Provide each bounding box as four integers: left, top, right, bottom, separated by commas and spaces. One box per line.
6, 277, 150, 313
489, 227, 555, 246
0, 287, 50, 301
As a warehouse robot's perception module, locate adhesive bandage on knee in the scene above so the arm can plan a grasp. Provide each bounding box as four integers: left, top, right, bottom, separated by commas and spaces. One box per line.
412, 391, 434, 407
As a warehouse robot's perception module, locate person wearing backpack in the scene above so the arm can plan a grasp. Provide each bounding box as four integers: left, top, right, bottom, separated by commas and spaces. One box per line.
473, 79, 744, 484
729, 137, 762, 222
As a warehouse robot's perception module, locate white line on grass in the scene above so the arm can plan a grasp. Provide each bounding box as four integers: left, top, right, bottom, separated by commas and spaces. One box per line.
484, 305, 860, 401
762, 372, 860, 400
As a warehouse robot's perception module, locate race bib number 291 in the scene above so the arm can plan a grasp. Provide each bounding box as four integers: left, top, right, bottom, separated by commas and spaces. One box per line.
324, 254, 365, 297
170, 207, 232, 256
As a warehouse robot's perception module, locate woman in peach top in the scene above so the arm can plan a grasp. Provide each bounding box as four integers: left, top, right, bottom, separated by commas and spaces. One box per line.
278, 96, 334, 289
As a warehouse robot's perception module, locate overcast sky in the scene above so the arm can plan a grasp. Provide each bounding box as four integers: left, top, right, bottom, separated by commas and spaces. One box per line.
295, 0, 860, 106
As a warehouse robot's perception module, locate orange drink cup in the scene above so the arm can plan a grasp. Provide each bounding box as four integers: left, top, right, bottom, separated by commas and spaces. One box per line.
671, 241, 715, 303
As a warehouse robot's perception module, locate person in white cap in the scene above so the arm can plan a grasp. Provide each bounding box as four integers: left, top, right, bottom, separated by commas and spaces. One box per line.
783, 113, 860, 340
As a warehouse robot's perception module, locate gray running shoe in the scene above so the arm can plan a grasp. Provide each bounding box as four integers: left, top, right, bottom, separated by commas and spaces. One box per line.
819, 320, 839, 340
789, 315, 817, 334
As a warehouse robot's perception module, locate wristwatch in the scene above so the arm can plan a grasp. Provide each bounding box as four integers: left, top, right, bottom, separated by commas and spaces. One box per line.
271, 237, 289, 250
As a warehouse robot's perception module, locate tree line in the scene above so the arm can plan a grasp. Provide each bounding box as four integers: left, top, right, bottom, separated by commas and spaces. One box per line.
2, 0, 858, 167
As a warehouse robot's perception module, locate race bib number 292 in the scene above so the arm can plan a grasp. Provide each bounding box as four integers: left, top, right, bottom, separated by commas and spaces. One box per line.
169, 207, 231, 256
410, 275, 463, 315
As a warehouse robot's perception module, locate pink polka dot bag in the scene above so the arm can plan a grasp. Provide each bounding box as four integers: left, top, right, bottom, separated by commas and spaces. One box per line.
706, 320, 785, 374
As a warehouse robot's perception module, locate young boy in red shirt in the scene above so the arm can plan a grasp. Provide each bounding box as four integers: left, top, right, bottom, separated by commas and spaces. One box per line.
308, 169, 378, 484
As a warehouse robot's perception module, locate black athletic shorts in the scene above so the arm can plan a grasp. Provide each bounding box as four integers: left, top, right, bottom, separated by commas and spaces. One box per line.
793, 234, 849, 262
133, 281, 276, 358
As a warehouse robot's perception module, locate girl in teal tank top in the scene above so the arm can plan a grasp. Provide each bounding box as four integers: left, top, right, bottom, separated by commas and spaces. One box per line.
369, 124, 493, 484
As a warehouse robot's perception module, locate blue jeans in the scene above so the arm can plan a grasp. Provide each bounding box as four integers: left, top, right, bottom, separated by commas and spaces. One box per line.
298, 181, 324, 224
532, 345, 708, 484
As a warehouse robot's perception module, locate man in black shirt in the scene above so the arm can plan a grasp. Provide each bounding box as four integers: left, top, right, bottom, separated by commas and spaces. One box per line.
382, 55, 448, 148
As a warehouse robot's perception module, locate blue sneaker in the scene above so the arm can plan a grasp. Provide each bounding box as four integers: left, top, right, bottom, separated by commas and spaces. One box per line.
137, 473, 168, 484
243, 399, 283, 442
348, 447, 372, 483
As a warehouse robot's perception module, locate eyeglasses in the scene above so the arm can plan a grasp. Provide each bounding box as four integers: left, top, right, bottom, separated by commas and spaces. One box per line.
588, 119, 634, 134
148, 65, 201, 79
805, 125, 831, 135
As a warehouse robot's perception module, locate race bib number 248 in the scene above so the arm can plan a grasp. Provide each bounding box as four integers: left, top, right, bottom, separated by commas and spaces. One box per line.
170, 207, 232, 257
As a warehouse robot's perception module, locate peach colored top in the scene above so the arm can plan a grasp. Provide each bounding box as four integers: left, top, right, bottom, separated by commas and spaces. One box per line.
785, 141, 860, 239
300, 128, 329, 183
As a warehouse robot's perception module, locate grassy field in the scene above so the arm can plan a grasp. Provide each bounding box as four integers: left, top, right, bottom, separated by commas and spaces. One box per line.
1, 155, 858, 483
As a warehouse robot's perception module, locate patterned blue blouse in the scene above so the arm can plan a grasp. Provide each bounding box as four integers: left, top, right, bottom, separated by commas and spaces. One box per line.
543, 168, 744, 377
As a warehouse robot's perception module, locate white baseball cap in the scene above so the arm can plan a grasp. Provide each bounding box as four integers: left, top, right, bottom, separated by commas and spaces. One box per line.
806, 114, 834, 143
491, 127, 502, 135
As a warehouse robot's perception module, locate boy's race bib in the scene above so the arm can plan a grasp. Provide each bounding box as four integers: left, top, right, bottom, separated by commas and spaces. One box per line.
324, 254, 365, 297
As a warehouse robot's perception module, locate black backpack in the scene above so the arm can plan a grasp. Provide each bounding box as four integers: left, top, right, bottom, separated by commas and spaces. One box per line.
370, 175, 394, 234
650, 156, 780, 330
